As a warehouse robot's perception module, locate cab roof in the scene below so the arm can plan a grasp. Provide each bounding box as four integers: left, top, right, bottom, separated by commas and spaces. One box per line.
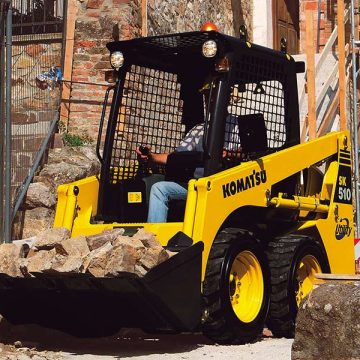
107, 31, 304, 77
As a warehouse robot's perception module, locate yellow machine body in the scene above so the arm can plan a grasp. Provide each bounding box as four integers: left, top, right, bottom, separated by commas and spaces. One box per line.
54, 131, 355, 279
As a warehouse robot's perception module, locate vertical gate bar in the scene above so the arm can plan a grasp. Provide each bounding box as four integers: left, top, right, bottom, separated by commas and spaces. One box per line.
5, 4, 12, 243
0, 0, 8, 243
338, 0, 347, 130
317, 0, 322, 53
351, 0, 360, 237
306, 10, 317, 140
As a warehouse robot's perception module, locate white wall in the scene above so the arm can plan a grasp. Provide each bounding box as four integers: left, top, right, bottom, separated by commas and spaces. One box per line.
253, 0, 273, 48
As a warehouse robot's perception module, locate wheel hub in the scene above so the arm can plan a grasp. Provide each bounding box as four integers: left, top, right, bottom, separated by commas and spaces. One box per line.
229, 250, 264, 323
295, 254, 321, 306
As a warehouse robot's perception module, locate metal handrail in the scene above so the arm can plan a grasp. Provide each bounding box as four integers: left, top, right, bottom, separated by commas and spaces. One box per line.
96, 86, 115, 164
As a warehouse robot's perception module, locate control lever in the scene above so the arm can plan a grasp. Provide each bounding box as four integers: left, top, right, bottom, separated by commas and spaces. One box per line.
137, 145, 150, 178
139, 145, 150, 156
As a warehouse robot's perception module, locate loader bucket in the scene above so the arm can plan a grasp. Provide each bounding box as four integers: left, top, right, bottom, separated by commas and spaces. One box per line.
0, 242, 203, 337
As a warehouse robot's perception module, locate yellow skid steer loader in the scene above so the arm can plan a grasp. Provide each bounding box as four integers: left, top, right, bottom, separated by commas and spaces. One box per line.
0, 28, 354, 344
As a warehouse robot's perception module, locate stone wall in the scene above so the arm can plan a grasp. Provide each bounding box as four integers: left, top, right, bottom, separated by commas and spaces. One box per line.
147, 0, 249, 37
65, 0, 252, 141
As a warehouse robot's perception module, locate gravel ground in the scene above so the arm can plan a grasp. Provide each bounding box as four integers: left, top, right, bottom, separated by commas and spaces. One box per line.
0, 326, 293, 360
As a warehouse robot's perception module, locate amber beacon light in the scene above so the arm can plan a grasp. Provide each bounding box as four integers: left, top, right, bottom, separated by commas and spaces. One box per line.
201, 22, 218, 32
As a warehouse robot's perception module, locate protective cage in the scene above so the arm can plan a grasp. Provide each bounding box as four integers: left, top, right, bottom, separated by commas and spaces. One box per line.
97, 31, 302, 223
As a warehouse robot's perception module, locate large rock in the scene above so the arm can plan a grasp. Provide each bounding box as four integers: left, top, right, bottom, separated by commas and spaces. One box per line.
23, 249, 57, 274
25, 182, 56, 209
55, 235, 90, 257
137, 246, 169, 272
38, 162, 93, 189
53, 255, 84, 273
21, 207, 55, 239
292, 282, 360, 360
47, 146, 100, 170
8, 225, 172, 279
105, 236, 146, 276
34, 227, 71, 250
0, 243, 25, 277
86, 228, 125, 251
16, 146, 101, 238
133, 228, 163, 249
83, 242, 113, 277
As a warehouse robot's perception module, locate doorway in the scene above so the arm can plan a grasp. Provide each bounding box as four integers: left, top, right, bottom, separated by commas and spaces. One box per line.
273, 0, 300, 54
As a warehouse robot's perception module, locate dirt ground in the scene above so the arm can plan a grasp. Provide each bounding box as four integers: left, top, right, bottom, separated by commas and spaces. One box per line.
0, 326, 293, 360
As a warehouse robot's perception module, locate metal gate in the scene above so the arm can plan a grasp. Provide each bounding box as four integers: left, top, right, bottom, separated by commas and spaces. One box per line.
0, 0, 66, 242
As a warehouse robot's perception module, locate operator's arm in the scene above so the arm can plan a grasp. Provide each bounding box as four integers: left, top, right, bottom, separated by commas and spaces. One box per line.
136, 147, 169, 165
149, 152, 169, 165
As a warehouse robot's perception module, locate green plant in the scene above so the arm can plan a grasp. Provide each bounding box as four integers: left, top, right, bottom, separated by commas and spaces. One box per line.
62, 132, 87, 147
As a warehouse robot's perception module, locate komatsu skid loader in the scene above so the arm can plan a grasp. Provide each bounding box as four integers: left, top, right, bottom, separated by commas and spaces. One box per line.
0, 28, 355, 344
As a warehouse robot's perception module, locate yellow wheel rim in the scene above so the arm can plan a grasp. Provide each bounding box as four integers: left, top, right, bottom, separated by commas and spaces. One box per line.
295, 255, 321, 306
229, 250, 264, 323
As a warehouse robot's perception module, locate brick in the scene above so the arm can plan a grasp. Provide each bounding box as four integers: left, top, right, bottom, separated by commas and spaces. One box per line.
113, 0, 131, 4
25, 44, 45, 58
86, 0, 104, 9
304, 2, 318, 11
12, 112, 37, 124
75, 40, 97, 48
94, 61, 111, 69
72, 69, 98, 77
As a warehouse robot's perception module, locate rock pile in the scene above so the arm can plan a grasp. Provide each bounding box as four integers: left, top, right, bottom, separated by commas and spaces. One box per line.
14, 146, 100, 239
0, 228, 173, 278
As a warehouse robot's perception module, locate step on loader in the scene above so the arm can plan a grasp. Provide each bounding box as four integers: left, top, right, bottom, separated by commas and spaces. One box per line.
0, 27, 355, 343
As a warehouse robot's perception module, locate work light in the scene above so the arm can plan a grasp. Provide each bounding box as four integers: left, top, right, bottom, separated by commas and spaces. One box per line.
110, 51, 124, 70
202, 40, 217, 58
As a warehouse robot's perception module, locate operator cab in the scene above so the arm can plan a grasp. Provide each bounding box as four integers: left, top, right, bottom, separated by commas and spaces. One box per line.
95, 30, 304, 223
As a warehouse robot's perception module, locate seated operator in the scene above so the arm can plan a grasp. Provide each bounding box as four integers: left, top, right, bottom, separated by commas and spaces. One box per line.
136, 115, 241, 223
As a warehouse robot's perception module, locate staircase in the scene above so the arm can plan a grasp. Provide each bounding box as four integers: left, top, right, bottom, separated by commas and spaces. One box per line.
296, 7, 351, 142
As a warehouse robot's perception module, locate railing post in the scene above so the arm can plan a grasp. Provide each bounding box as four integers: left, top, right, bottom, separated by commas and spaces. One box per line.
0, 0, 9, 244
5, 3, 12, 243
351, 0, 360, 238
338, 0, 347, 130
306, 9, 317, 140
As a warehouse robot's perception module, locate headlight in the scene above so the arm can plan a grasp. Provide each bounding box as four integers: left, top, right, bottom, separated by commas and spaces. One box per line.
202, 40, 217, 58
110, 51, 124, 70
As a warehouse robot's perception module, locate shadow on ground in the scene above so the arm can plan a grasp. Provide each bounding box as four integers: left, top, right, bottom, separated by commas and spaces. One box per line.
2, 321, 214, 357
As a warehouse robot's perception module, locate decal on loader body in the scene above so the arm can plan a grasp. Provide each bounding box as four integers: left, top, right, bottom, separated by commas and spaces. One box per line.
335, 217, 352, 240
334, 162, 352, 205
222, 170, 267, 198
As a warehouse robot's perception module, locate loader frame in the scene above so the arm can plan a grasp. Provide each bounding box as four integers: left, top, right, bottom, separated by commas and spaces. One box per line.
17, 30, 354, 340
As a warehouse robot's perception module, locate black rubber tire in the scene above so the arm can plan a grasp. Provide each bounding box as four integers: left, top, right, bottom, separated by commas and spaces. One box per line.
202, 228, 270, 344
266, 235, 330, 338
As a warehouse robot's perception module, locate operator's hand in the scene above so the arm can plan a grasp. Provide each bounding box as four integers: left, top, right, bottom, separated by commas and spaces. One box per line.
222, 147, 243, 159
136, 145, 151, 160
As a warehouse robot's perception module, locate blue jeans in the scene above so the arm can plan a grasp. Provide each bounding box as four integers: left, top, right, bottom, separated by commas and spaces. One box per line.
147, 181, 187, 223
